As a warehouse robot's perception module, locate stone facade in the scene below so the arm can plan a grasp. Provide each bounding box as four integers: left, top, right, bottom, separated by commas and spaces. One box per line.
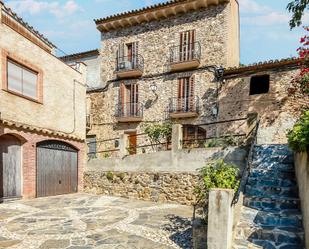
84, 171, 199, 206
87, 0, 240, 156
221, 65, 299, 144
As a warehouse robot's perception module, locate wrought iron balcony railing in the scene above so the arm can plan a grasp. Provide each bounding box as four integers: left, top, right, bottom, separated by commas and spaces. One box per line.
116, 55, 144, 72
169, 42, 201, 64
168, 96, 199, 115
115, 102, 143, 121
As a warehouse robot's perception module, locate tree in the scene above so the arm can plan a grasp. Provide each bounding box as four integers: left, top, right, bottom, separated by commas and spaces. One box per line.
287, 0, 309, 29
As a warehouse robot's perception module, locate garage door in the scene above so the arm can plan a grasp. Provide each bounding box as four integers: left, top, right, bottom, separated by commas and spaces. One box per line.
37, 140, 78, 197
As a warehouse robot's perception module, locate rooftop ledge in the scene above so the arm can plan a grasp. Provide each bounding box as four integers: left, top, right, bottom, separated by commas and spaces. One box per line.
95, 0, 230, 32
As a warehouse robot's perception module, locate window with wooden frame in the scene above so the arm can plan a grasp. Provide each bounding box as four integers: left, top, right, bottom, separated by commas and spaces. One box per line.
2, 50, 43, 103
179, 30, 195, 61
117, 42, 139, 68
177, 76, 195, 112
118, 82, 139, 116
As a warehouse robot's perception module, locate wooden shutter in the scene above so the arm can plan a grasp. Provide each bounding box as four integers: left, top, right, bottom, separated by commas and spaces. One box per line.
179, 30, 195, 61
189, 75, 195, 111
132, 42, 139, 66
119, 82, 125, 115
117, 44, 125, 63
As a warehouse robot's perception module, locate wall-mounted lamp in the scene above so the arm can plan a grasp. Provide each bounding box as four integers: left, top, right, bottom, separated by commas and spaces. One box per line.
215, 66, 225, 81
149, 83, 157, 92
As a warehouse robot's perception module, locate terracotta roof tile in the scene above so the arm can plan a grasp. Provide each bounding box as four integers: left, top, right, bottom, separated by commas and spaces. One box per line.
224, 57, 301, 76
59, 49, 99, 62
1, 2, 56, 48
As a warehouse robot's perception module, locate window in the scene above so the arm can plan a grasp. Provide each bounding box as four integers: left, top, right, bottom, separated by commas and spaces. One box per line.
118, 83, 139, 116
177, 76, 195, 112
249, 75, 270, 95
7, 59, 38, 100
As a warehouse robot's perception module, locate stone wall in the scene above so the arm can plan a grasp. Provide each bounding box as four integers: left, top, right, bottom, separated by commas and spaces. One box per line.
294, 151, 309, 249
84, 171, 199, 206
221, 67, 299, 144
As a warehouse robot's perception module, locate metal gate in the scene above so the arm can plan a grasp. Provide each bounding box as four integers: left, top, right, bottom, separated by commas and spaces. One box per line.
36, 140, 78, 197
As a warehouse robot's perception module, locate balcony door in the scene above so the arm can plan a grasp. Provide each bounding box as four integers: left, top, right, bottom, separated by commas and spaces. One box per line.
177, 76, 194, 112
119, 83, 139, 117
117, 42, 139, 69
179, 30, 195, 62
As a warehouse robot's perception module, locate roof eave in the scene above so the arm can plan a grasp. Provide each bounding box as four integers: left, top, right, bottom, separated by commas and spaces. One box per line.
95, 0, 230, 32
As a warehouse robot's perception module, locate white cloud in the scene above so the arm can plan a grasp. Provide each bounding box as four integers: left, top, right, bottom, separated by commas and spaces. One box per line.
242, 12, 290, 26
238, 0, 270, 14
6, 0, 82, 18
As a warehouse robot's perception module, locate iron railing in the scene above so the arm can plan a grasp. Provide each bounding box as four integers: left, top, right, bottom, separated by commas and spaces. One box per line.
168, 96, 199, 114
232, 119, 260, 205
115, 102, 143, 119
169, 42, 201, 64
116, 54, 144, 72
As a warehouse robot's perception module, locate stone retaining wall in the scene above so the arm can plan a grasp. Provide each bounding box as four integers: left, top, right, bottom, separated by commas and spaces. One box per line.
84, 171, 199, 206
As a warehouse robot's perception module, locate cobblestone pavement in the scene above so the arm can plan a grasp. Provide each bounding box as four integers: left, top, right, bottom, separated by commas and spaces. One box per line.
0, 193, 193, 249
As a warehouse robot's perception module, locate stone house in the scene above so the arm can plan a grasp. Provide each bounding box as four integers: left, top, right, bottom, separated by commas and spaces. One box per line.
0, 1, 87, 200
83, 0, 240, 156
63, 0, 299, 157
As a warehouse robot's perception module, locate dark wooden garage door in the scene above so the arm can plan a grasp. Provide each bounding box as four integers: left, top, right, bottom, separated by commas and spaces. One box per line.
37, 140, 78, 197
0, 134, 21, 199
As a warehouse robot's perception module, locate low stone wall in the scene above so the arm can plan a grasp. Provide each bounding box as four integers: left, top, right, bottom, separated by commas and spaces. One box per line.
84, 171, 199, 206
294, 151, 309, 249
87, 147, 247, 173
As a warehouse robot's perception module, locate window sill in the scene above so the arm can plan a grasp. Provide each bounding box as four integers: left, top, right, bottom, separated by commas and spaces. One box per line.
3, 89, 43, 104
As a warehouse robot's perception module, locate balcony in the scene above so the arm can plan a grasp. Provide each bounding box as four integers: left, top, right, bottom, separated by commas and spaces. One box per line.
169, 42, 201, 72
168, 96, 199, 119
115, 102, 143, 122
115, 55, 144, 79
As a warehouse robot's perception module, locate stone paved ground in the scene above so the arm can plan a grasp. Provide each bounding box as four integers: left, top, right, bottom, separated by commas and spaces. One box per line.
0, 193, 193, 249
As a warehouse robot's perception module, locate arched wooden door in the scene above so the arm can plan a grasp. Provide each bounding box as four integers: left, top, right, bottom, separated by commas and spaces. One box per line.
0, 134, 22, 199
36, 140, 78, 197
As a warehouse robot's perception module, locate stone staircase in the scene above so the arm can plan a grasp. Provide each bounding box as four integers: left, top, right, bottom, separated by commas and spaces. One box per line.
233, 145, 305, 249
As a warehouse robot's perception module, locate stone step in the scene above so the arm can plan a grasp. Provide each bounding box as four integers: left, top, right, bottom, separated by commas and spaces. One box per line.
244, 197, 300, 212
245, 185, 299, 199
250, 169, 296, 180
252, 155, 294, 164
235, 223, 304, 246
248, 240, 304, 249
251, 162, 294, 171
240, 207, 303, 229
253, 144, 293, 155
247, 177, 297, 188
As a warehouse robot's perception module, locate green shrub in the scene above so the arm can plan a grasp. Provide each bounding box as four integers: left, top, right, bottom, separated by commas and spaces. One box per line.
287, 111, 309, 152
196, 160, 240, 201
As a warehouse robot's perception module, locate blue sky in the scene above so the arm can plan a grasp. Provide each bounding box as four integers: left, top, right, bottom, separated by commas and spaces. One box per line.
4, 0, 308, 64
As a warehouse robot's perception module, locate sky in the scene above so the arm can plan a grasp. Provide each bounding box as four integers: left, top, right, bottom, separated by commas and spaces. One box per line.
3, 0, 309, 64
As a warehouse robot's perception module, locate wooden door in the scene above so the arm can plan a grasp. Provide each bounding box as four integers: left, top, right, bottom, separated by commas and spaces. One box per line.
127, 132, 137, 155
37, 140, 78, 197
0, 134, 21, 199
